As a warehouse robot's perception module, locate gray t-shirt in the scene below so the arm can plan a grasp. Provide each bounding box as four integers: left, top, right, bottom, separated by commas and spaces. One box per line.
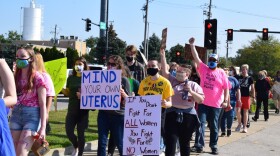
168, 75, 204, 110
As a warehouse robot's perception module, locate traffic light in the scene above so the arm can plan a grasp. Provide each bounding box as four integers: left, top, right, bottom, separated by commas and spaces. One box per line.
262, 28, 268, 40
204, 19, 217, 50
227, 29, 233, 41
85, 18, 91, 32
176, 52, 181, 57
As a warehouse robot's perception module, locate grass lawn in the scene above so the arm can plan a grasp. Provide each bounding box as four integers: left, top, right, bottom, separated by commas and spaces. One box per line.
46, 109, 98, 149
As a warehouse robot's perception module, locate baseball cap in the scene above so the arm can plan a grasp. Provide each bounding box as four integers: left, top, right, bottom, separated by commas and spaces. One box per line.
208, 53, 219, 61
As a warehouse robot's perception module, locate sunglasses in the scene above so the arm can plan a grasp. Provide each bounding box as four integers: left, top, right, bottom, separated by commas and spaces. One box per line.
107, 62, 117, 67
208, 58, 217, 62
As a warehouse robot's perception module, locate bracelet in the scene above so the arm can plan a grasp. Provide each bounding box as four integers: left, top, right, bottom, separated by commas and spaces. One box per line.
224, 99, 228, 103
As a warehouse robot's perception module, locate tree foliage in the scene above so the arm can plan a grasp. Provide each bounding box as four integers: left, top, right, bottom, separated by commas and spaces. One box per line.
139, 33, 161, 61
0, 31, 21, 43
169, 44, 185, 64
66, 48, 79, 68
233, 36, 280, 77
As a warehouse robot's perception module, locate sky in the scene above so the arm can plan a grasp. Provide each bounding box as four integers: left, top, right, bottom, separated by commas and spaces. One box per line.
1, 0, 280, 57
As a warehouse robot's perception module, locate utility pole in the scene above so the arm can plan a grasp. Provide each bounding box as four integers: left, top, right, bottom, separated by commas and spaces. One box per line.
226, 40, 229, 66
105, 0, 109, 59
208, 0, 212, 19
143, 0, 149, 59
50, 24, 59, 46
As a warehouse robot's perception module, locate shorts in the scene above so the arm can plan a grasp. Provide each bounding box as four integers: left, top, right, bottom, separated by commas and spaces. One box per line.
9, 104, 40, 131
273, 93, 280, 101
241, 96, 250, 110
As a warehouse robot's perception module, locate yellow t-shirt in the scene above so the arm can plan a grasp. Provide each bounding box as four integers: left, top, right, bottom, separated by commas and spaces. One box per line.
138, 75, 174, 100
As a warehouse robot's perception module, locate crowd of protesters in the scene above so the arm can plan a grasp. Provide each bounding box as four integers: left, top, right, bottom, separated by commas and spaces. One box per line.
1, 38, 280, 156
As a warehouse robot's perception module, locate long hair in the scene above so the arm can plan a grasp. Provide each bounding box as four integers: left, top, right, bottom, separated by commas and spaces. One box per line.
72, 57, 89, 76
14, 46, 36, 92
108, 55, 127, 77
35, 53, 46, 73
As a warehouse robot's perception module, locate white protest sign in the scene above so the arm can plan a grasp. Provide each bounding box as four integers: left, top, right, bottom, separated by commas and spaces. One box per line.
80, 70, 122, 110
123, 95, 161, 155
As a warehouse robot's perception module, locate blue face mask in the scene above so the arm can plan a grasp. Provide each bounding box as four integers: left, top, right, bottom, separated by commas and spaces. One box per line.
208, 61, 217, 69
16, 58, 29, 69
170, 69, 176, 77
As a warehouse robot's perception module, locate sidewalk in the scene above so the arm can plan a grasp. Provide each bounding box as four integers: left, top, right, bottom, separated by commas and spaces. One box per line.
33, 110, 280, 156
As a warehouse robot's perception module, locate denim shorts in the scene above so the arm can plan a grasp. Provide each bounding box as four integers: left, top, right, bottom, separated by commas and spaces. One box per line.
9, 104, 40, 131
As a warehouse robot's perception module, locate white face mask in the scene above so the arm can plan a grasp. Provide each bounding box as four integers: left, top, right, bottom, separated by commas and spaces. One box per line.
75, 65, 84, 73
229, 71, 233, 76
176, 72, 186, 82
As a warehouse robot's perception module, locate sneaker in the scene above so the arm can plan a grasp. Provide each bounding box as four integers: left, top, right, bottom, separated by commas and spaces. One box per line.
252, 117, 257, 122
211, 148, 219, 155
71, 148, 78, 156
220, 132, 226, 137
235, 124, 242, 132
246, 121, 250, 128
190, 146, 203, 153
242, 128, 248, 133
227, 129, 232, 137
265, 119, 268, 122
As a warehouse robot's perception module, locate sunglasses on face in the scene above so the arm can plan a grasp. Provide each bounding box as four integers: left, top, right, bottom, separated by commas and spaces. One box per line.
208, 58, 217, 62
107, 62, 117, 67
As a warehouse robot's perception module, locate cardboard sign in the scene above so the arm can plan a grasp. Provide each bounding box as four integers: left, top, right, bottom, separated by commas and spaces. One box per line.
184, 44, 207, 63
160, 28, 168, 49
123, 95, 161, 155
80, 70, 121, 110
44, 58, 67, 95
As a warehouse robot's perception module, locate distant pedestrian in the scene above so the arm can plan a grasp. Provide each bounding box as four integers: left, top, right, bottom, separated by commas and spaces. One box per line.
62, 57, 89, 156
237, 64, 255, 133
220, 68, 241, 137
0, 59, 17, 156
189, 37, 230, 155
10, 46, 47, 156
252, 71, 271, 122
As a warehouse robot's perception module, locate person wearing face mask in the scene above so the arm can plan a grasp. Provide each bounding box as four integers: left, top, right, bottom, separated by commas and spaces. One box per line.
252, 71, 271, 122
169, 62, 178, 77
61, 57, 89, 156
160, 49, 204, 156
189, 37, 230, 155
138, 58, 174, 155
124, 45, 146, 83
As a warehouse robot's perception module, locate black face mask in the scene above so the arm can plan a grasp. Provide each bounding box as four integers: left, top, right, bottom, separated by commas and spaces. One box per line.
147, 68, 159, 76
126, 56, 134, 62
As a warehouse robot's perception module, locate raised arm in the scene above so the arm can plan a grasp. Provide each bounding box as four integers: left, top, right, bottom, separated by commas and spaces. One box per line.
189, 37, 202, 65
0, 59, 17, 107
160, 48, 170, 79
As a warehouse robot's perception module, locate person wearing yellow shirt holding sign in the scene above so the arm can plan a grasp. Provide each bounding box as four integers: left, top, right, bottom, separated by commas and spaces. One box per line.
138, 58, 174, 154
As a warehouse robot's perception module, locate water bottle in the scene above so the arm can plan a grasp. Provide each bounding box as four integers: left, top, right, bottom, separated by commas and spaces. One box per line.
32, 131, 39, 140
182, 80, 188, 100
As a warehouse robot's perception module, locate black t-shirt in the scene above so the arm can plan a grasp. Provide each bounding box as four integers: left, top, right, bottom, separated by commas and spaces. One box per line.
255, 79, 271, 99
238, 76, 254, 97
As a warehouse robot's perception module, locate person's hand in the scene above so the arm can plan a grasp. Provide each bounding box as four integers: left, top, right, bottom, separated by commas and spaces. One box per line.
120, 87, 128, 98
189, 37, 195, 45
161, 99, 168, 108
183, 82, 193, 93
76, 91, 81, 99
37, 127, 46, 139
220, 101, 228, 108
160, 48, 165, 56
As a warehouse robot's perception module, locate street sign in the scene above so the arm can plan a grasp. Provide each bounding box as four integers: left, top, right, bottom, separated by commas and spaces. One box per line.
100, 22, 106, 30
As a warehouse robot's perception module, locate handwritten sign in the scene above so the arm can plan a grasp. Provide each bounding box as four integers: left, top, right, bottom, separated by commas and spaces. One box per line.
185, 44, 207, 63
123, 95, 161, 155
160, 28, 168, 49
44, 58, 67, 95
80, 70, 121, 110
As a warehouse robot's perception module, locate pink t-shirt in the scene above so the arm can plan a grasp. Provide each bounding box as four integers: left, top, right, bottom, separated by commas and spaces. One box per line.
17, 72, 47, 107
198, 61, 229, 108
42, 72, 55, 97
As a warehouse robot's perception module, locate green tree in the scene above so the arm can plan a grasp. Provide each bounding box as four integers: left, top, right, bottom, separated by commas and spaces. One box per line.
93, 24, 126, 64
66, 48, 79, 68
0, 31, 21, 43
169, 44, 185, 64
233, 36, 280, 77
140, 33, 161, 60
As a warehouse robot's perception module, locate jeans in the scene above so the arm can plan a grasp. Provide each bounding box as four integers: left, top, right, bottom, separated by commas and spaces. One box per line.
97, 111, 124, 156
221, 101, 235, 132
254, 97, 269, 120
165, 111, 197, 156
194, 104, 221, 149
